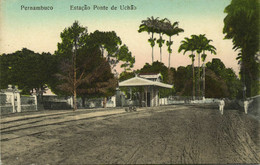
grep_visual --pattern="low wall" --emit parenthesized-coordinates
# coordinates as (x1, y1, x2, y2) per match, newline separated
(0, 106, 13, 114)
(21, 105, 38, 112)
(43, 102, 72, 110)
(41, 95, 72, 110)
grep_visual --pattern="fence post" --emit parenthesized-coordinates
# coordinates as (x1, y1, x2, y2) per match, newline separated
(33, 94, 38, 111)
(68, 96, 73, 108)
(16, 92, 21, 112)
(11, 92, 15, 113)
(112, 96, 116, 107)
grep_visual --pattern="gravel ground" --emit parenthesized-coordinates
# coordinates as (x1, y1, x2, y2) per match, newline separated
(0, 104, 259, 164)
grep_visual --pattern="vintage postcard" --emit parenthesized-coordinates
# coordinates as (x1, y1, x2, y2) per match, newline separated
(0, 0, 259, 164)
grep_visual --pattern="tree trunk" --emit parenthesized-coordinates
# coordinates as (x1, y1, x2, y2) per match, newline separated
(73, 54, 77, 111)
(73, 40, 77, 111)
(168, 53, 171, 68)
(151, 33, 154, 63)
(197, 53, 201, 99)
(160, 34, 162, 63)
(192, 60, 195, 100)
(203, 63, 205, 99)
(168, 37, 172, 68)
(73, 90, 77, 111)
(160, 46, 162, 63)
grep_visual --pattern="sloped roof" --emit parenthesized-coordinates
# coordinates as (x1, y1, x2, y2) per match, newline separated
(139, 73, 162, 80)
(119, 76, 173, 89)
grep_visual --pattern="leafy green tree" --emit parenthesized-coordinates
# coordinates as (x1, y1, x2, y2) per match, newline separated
(86, 30, 135, 72)
(119, 71, 135, 82)
(164, 21, 184, 68)
(206, 58, 241, 98)
(172, 59, 240, 98)
(76, 48, 117, 107)
(0, 54, 12, 89)
(0, 48, 56, 95)
(54, 46, 117, 104)
(51, 21, 134, 109)
(204, 69, 229, 98)
(138, 16, 160, 63)
(54, 21, 87, 110)
(139, 61, 169, 83)
(173, 65, 193, 96)
(223, 0, 259, 97)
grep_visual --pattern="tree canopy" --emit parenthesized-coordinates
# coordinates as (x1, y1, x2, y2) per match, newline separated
(0, 48, 56, 95)
(48, 21, 135, 109)
(223, 0, 259, 97)
(172, 58, 241, 98)
(49, 22, 119, 99)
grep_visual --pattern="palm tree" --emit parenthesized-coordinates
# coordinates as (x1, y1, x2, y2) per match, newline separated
(188, 35, 200, 98)
(201, 38, 216, 99)
(223, 0, 259, 97)
(156, 18, 168, 62)
(164, 21, 184, 68)
(178, 37, 196, 100)
(191, 34, 216, 99)
(138, 16, 160, 63)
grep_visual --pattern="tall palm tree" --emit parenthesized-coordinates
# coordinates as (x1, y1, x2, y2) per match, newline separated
(189, 35, 201, 98)
(164, 21, 184, 68)
(156, 18, 168, 62)
(138, 16, 160, 63)
(201, 38, 216, 99)
(178, 37, 196, 100)
(191, 34, 216, 99)
(223, 0, 259, 97)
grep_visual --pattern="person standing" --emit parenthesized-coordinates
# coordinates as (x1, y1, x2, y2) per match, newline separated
(244, 99, 252, 114)
(219, 98, 225, 115)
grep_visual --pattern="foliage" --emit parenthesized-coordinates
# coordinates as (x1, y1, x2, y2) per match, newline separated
(139, 61, 169, 83)
(119, 71, 135, 82)
(138, 16, 160, 63)
(54, 21, 88, 110)
(164, 21, 184, 67)
(172, 58, 241, 98)
(204, 69, 229, 98)
(155, 18, 167, 62)
(138, 16, 184, 67)
(0, 48, 56, 95)
(138, 61, 174, 97)
(178, 34, 216, 98)
(223, 0, 259, 97)
(49, 21, 131, 110)
(172, 65, 193, 96)
(86, 30, 135, 72)
(206, 58, 241, 98)
(50, 21, 118, 101)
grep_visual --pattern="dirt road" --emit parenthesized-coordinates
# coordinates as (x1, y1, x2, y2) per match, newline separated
(1, 105, 259, 164)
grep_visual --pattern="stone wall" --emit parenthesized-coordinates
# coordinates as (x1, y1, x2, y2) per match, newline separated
(0, 85, 37, 114)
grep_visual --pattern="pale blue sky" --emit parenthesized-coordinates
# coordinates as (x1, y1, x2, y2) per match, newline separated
(1, 0, 239, 73)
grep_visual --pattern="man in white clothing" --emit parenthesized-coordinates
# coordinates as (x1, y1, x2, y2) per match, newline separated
(219, 98, 225, 115)
(244, 99, 252, 114)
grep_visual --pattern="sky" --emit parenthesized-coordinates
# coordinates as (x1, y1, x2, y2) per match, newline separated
(0, 0, 239, 74)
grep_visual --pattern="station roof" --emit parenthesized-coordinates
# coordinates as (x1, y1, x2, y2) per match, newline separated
(119, 76, 173, 89)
